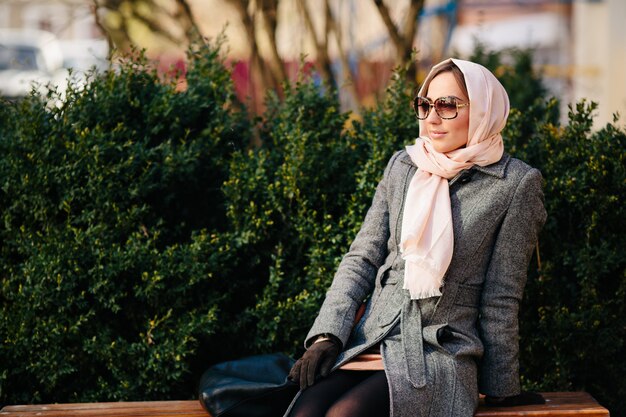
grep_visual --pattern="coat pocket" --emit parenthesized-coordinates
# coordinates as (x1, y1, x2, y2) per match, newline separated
(423, 323, 451, 352)
(453, 283, 482, 308)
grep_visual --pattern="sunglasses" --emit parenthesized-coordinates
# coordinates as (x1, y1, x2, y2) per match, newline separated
(411, 96, 469, 120)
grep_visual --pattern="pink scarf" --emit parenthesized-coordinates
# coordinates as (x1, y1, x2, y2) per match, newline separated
(400, 58, 510, 299)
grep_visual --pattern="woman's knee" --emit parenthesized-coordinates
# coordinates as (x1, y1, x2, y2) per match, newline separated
(325, 371, 389, 417)
(325, 398, 360, 417)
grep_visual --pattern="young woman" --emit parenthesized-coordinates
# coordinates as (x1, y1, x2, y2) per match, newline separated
(285, 58, 547, 417)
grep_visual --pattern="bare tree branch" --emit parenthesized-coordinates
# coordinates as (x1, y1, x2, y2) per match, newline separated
(226, 0, 273, 112)
(174, 0, 202, 41)
(373, 0, 424, 82)
(403, 0, 424, 54)
(297, 0, 335, 89)
(257, 0, 286, 88)
(373, 0, 403, 53)
(132, 10, 181, 46)
(401, 0, 424, 81)
(94, 0, 194, 52)
(92, 0, 115, 59)
(325, 0, 359, 108)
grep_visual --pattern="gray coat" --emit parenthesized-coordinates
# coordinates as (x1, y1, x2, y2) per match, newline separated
(285, 150, 547, 417)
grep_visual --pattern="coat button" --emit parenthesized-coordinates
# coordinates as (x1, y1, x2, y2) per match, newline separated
(459, 173, 472, 183)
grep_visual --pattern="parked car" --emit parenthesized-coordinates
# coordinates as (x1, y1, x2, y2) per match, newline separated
(59, 39, 109, 73)
(58, 38, 109, 89)
(0, 29, 68, 99)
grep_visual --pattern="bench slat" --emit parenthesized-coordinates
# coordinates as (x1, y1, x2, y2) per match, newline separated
(0, 392, 609, 417)
(476, 392, 608, 417)
(0, 401, 207, 417)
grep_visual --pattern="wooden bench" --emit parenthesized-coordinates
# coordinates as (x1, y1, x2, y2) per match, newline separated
(0, 392, 609, 416)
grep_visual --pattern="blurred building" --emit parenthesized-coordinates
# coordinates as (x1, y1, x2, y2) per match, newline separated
(0, 0, 101, 39)
(195, 0, 625, 126)
(449, 0, 571, 106)
(0, 0, 108, 89)
(1, 0, 624, 126)
(572, 0, 626, 127)
(446, 0, 626, 128)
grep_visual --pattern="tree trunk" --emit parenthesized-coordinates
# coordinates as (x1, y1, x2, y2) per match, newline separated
(373, 0, 424, 82)
(325, 0, 359, 109)
(227, 0, 274, 113)
(258, 0, 287, 90)
(298, 0, 336, 90)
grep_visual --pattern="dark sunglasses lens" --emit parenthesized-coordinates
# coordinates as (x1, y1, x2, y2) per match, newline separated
(434, 97, 458, 118)
(415, 97, 430, 119)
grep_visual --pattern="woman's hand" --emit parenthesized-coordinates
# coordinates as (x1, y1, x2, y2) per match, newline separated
(288, 338, 340, 390)
(485, 391, 545, 407)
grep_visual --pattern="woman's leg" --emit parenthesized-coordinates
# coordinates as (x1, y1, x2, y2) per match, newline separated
(289, 370, 389, 417)
(326, 370, 389, 417)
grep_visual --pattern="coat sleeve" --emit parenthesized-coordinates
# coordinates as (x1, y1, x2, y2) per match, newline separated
(304, 152, 401, 349)
(477, 167, 547, 397)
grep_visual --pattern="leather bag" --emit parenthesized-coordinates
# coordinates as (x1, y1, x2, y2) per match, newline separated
(198, 353, 299, 417)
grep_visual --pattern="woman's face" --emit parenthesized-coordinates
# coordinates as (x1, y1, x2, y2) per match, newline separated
(423, 71, 470, 153)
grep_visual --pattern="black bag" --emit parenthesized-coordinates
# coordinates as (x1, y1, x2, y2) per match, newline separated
(198, 353, 299, 417)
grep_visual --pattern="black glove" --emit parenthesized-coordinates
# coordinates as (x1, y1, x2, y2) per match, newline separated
(288, 338, 340, 390)
(485, 391, 545, 407)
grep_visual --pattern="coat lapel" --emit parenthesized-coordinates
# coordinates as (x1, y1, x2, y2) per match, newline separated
(447, 155, 511, 282)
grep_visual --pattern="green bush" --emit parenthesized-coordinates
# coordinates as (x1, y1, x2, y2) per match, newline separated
(469, 45, 549, 112)
(0, 41, 250, 402)
(230, 70, 417, 356)
(509, 102, 626, 415)
(474, 48, 625, 414)
(0, 42, 624, 417)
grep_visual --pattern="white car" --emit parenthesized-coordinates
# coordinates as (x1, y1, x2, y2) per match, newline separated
(59, 38, 109, 89)
(0, 29, 68, 99)
(59, 39, 109, 74)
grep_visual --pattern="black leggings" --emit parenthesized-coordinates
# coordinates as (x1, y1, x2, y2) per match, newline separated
(288, 370, 390, 417)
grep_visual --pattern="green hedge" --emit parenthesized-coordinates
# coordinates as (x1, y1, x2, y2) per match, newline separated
(0, 43, 252, 402)
(0, 42, 624, 416)
(512, 100, 625, 414)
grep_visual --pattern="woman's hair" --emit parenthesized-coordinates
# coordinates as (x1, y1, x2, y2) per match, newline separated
(424, 61, 468, 98)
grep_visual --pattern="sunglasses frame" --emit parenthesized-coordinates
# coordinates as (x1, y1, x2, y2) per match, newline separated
(412, 96, 469, 120)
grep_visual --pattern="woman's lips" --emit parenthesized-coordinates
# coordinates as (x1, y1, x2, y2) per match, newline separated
(429, 130, 447, 139)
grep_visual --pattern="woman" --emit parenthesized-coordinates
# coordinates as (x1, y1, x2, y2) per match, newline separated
(285, 58, 547, 417)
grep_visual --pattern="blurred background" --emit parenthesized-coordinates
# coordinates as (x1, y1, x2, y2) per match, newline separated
(1, 0, 625, 125)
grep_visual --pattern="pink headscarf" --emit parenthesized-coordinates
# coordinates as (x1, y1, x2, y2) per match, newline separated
(400, 58, 510, 299)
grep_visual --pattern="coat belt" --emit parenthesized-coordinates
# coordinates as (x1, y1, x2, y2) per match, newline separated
(401, 296, 427, 388)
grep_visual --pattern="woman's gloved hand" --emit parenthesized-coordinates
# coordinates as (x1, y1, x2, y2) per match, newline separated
(288, 337, 340, 390)
(485, 391, 545, 407)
